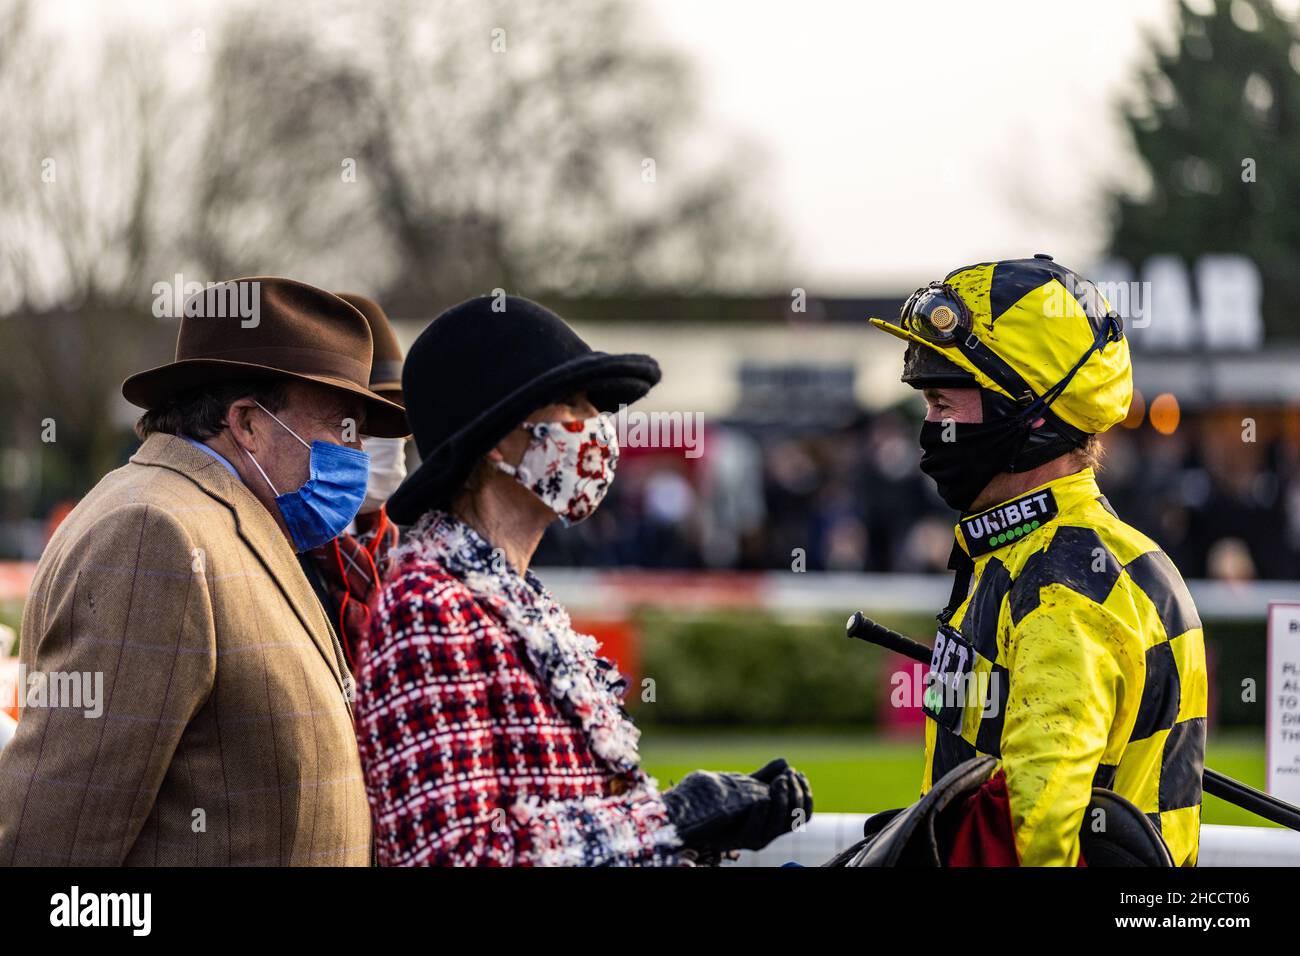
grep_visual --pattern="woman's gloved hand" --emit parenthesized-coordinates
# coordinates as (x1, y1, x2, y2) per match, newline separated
(663, 758, 813, 854)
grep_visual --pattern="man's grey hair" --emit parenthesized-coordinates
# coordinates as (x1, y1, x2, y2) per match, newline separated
(134, 379, 289, 441)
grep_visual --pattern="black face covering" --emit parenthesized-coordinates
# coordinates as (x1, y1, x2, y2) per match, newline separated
(918, 390, 1083, 513)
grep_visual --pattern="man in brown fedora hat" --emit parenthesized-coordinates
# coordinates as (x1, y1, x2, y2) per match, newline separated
(300, 292, 407, 670)
(0, 277, 407, 866)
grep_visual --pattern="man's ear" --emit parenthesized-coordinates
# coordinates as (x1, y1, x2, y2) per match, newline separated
(225, 399, 262, 452)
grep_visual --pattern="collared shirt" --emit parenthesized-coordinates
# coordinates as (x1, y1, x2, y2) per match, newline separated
(182, 436, 240, 481)
(921, 467, 1207, 866)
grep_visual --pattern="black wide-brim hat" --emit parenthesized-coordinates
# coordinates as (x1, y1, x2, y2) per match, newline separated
(386, 295, 661, 524)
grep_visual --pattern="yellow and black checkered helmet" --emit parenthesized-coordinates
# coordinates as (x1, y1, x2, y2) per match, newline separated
(870, 255, 1133, 435)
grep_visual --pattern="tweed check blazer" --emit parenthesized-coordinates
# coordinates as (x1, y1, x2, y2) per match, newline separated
(0, 433, 371, 865)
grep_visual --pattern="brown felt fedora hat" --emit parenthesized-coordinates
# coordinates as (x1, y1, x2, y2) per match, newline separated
(122, 277, 410, 438)
(335, 292, 404, 404)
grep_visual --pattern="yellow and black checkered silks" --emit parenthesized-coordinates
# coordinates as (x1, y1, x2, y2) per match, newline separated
(921, 469, 1208, 866)
(871, 259, 1133, 435)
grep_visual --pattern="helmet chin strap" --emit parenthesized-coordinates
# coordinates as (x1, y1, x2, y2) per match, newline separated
(980, 390, 1087, 477)
(978, 314, 1119, 474)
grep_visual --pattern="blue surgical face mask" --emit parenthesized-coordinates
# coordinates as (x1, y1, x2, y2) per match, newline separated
(241, 402, 371, 552)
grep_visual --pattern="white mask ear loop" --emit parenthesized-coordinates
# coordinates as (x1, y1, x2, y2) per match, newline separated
(254, 401, 311, 450)
(238, 400, 307, 497)
(240, 445, 281, 497)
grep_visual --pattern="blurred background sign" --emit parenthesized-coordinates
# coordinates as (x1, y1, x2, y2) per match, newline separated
(1268, 603, 1300, 802)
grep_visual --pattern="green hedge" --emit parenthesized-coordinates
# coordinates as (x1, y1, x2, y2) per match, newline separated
(630, 608, 1264, 730)
(631, 609, 936, 727)
(0, 601, 19, 656)
(1205, 619, 1270, 727)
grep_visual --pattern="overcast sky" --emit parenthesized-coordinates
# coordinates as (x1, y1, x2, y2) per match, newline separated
(35, 0, 1252, 293)
(647, 0, 1185, 291)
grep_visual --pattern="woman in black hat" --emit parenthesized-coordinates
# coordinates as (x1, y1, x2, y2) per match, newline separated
(353, 295, 812, 866)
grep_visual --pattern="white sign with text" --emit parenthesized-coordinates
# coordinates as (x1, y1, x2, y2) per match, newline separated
(1267, 602, 1300, 803)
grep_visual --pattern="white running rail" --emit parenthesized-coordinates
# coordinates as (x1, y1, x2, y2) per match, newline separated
(727, 814, 1300, 867)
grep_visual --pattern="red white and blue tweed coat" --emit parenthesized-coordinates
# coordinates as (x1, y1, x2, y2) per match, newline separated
(354, 511, 681, 866)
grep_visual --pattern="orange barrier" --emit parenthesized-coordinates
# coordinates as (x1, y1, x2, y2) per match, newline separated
(0, 562, 36, 604)
(571, 616, 640, 689)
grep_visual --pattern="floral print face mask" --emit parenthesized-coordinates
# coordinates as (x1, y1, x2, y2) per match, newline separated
(495, 413, 620, 525)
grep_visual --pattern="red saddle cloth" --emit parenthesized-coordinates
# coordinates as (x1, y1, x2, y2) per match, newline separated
(944, 769, 1087, 867)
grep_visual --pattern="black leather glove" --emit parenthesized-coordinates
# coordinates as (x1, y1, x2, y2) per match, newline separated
(663, 757, 813, 853)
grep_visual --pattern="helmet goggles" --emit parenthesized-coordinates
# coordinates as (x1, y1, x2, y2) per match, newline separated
(900, 282, 973, 346)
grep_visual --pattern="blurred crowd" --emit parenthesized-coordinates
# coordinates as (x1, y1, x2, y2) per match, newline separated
(534, 408, 1300, 582)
